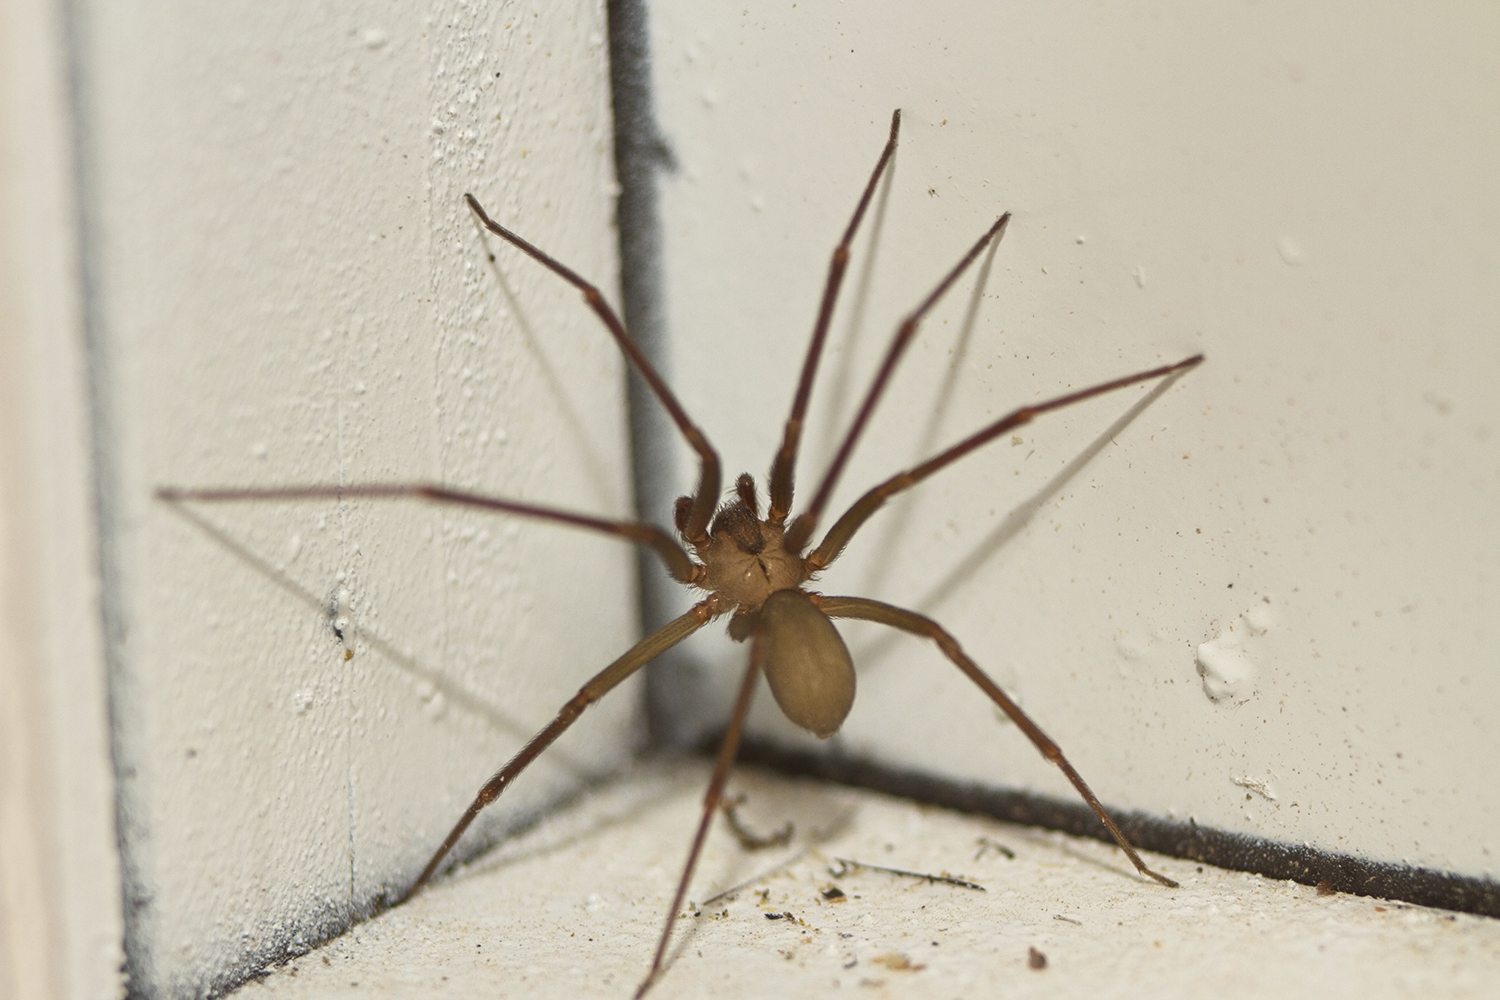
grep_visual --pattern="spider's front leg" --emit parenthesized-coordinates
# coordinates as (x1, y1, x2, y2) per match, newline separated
(464, 194, 722, 546)
(767, 108, 902, 525)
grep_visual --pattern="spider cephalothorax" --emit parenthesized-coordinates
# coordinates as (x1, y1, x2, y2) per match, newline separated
(685, 473, 808, 613)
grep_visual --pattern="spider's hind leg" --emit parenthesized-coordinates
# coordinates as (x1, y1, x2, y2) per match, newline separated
(816, 594, 1178, 888)
(634, 634, 765, 998)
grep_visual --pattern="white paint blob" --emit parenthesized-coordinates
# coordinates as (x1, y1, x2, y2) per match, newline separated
(1196, 597, 1280, 704)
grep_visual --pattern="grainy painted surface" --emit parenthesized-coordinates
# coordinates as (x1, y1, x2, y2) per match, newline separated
(235, 761, 1500, 999)
(75, 1, 635, 994)
(645, 1, 1500, 881)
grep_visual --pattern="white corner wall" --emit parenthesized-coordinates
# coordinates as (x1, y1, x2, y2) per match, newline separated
(63, 1, 635, 997)
(7, 4, 1498, 997)
(1, 2, 123, 999)
(646, 3, 1500, 882)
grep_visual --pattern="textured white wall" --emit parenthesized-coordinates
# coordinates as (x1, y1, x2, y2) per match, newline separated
(15, 4, 1499, 996)
(646, 3, 1499, 881)
(75, 1, 635, 996)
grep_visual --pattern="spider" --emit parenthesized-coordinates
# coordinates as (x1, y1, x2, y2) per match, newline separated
(160, 109, 1202, 997)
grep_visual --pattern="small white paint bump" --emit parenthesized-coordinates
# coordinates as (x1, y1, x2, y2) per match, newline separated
(1233, 774, 1279, 801)
(1245, 602, 1276, 635)
(1116, 634, 1151, 662)
(1197, 597, 1280, 704)
(1277, 236, 1305, 264)
(1196, 630, 1255, 703)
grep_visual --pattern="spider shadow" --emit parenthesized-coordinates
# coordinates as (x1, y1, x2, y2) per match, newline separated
(660, 775, 862, 976)
(1008, 823, 1169, 887)
(793, 151, 1191, 649)
(850, 366, 1191, 665)
(468, 210, 629, 514)
(812, 133, 900, 467)
(159, 497, 595, 777)
(918, 365, 1189, 613)
(855, 226, 1004, 601)
(447, 756, 706, 885)
(415, 757, 861, 986)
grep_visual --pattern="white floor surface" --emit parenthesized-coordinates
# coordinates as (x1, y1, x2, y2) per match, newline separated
(230, 758, 1500, 999)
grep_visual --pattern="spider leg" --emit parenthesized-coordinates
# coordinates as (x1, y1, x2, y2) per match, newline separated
(767, 108, 901, 525)
(399, 603, 714, 903)
(816, 595, 1178, 888)
(785, 212, 1012, 554)
(157, 483, 701, 584)
(806, 353, 1203, 570)
(635, 633, 764, 998)
(464, 193, 722, 545)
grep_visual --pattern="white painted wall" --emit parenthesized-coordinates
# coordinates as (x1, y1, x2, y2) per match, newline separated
(646, 3, 1500, 881)
(7, 4, 1497, 997)
(64, 1, 635, 996)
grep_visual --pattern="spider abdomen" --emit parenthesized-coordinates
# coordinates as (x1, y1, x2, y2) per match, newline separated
(754, 589, 856, 739)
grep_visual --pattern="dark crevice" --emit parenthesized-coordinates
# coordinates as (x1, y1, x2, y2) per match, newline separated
(735, 737, 1500, 920)
(606, 0, 711, 750)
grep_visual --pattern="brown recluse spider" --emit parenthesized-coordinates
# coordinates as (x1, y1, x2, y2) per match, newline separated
(159, 108, 1203, 997)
